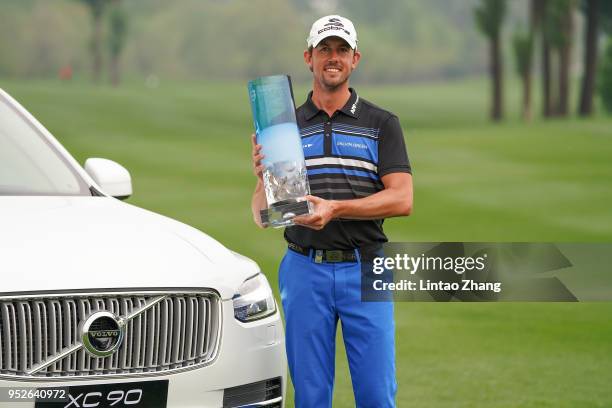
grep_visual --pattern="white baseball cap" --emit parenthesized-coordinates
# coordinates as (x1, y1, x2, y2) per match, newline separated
(307, 15, 358, 50)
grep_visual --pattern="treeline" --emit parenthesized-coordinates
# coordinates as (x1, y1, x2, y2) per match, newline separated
(0, 0, 521, 84)
(475, 0, 612, 119)
(3, 0, 612, 118)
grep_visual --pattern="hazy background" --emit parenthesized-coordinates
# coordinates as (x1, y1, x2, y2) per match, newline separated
(0, 0, 586, 83)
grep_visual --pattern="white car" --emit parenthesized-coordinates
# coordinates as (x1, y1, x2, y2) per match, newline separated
(0, 88, 286, 408)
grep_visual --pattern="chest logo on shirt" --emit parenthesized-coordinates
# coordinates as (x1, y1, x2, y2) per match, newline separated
(337, 141, 368, 150)
(303, 143, 313, 149)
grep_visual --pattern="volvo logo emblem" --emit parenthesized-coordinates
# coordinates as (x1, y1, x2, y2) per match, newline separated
(81, 311, 125, 357)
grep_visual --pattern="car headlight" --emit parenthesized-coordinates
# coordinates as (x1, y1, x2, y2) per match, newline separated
(233, 273, 277, 322)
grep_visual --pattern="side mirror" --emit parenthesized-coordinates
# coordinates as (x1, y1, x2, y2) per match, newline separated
(84, 158, 132, 200)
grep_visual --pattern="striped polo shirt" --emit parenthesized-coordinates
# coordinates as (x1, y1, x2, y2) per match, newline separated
(285, 88, 411, 250)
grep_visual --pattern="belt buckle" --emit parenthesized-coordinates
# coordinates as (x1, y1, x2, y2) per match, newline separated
(314, 250, 324, 263)
(326, 250, 343, 263)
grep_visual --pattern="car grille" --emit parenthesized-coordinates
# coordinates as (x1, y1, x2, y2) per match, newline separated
(0, 291, 221, 379)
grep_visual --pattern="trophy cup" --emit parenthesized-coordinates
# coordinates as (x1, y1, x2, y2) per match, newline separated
(248, 75, 312, 228)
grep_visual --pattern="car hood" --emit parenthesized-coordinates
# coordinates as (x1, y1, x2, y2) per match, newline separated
(0, 197, 259, 299)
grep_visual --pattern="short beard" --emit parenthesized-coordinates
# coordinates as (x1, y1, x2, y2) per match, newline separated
(319, 74, 349, 92)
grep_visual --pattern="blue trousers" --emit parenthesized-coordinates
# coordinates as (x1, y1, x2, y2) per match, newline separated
(279, 249, 396, 408)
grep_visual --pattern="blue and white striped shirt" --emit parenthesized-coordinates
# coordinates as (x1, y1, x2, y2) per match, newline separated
(285, 88, 411, 250)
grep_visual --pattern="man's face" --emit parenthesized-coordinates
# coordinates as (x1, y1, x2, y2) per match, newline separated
(304, 37, 361, 91)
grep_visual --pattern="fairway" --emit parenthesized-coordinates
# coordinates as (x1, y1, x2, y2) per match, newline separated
(2, 78, 612, 407)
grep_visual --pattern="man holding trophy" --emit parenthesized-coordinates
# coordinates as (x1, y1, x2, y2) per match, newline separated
(250, 15, 413, 408)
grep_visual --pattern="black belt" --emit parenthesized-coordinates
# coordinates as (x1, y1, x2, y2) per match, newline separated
(287, 241, 380, 263)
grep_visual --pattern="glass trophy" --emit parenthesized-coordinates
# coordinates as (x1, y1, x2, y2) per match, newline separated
(248, 75, 312, 228)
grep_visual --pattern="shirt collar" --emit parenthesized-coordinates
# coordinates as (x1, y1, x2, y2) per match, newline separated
(303, 88, 360, 120)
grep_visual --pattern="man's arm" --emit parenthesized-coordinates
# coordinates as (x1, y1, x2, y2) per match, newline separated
(250, 134, 268, 228)
(293, 172, 413, 230)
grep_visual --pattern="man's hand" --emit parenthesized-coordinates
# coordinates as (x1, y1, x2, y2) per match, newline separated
(293, 195, 336, 230)
(251, 133, 265, 181)
(250, 133, 268, 228)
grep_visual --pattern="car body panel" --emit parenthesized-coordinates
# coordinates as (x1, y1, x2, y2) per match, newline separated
(0, 196, 256, 300)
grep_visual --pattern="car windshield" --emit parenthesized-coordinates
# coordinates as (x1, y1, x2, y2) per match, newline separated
(0, 93, 91, 196)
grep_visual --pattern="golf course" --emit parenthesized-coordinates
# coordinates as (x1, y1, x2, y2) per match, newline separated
(2, 78, 611, 407)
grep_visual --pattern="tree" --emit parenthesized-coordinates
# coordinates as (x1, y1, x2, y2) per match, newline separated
(513, 30, 533, 121)
(544, 0, 576, 117)
(540, 0, 553, 117)
(512, 0, 539, 122)
(578, 0, 612, 116)
(107, 0, 127, 86)
(80, 0, 107, 83)
(598, 39, 612, 113)
(474, 0, 507, 121)
(557, 0, 575, 117)
(598, 2, 612, 111)
(578, 0, 599, 116)
(601, 1, 612, 35)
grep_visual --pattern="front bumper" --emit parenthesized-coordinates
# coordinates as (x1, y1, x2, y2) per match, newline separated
(0, 300, 287, 407)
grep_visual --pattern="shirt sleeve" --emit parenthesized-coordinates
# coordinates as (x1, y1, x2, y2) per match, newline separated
(377, 114, 412, 177)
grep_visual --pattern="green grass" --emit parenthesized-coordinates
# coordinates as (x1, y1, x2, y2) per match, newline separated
(2, 78, 611, 407)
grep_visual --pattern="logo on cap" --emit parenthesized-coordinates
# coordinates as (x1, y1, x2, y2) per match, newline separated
(324, 18, 344, 28)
